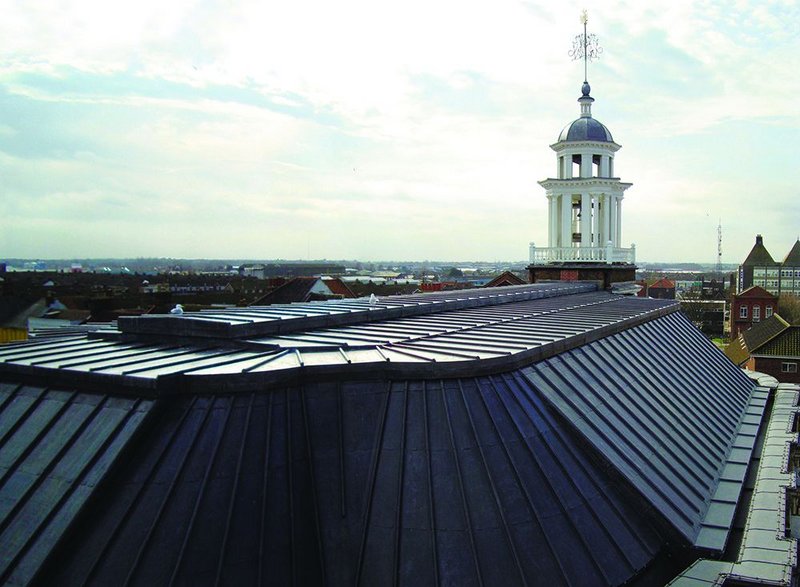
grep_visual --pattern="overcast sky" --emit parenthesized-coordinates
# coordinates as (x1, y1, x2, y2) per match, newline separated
(1, 0, 798, 264)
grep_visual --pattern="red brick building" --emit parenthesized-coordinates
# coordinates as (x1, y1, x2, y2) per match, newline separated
(730, 285, 778, 339)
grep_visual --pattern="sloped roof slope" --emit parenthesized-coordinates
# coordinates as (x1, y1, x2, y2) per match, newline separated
(742, 237, 777, 266)
(38, 374, 669, 587)
(322, 277, 356, 298)
(525, 311, 759, 552)
(727, 314, 791, 366)
(753, 326, 800, 358)
(742, 314, 790, 352)
(251, 276, 321, 305)
(736, 285, 777, 299)
(484, 271, 526, 287)
(0, 383, 154, 585)
(649, 278, 675, 289)
(784, 239, 800, 265)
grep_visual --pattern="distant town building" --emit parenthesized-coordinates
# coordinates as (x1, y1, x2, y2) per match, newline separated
(730, 285, 778, 339)
(738, 234, 800, 296)
(646, 278, 676, 299)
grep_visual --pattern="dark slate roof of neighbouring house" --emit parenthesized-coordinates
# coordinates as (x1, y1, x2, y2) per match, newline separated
(0, 283, 763, 585)
(726, 314, 790, 366)
(250, 276, 323, 305)
(741, 235, 777, 266)
(753, 326, 800, 358)
(784, 239, 800, 266)
(742, 314, 790, 352)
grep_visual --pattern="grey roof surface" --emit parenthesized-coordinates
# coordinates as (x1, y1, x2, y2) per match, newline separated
(524, 311, 762, 552)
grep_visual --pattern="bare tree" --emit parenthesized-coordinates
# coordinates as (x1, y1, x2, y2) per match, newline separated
(778, 294, 800, 324)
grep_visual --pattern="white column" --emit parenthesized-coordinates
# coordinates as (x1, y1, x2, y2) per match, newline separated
(564, 155, 573, 179)
(602, 194, 610, 246)
(581, 153, 591, 178)
(600, 155, 609, 177)
(561, 194, 572, 248)
(609, 195, 618, 247)
(547, 195, 554, 247)
(616, 197, 623, 245)
(609, 157, 614, 177)
(580, 193, 591, 247)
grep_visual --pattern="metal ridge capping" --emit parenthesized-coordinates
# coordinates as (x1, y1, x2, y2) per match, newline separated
(115, 282, 597, 339)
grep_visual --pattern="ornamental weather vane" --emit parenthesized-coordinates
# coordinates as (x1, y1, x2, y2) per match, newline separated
(568, 9, 603, 84)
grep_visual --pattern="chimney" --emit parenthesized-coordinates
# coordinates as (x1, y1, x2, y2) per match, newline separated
(755, 234, 763, 245)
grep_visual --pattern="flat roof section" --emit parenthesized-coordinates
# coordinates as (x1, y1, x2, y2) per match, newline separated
(0, 292, 679, 391)
(116, 282, 598, 340)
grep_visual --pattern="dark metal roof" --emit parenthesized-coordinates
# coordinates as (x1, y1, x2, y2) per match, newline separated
(558, 117, 614, 143)
(0, 383, 154, 585)
(525, 312, 762, 552)
(37, 373, 670, 587)
(0, 285, 762, 585)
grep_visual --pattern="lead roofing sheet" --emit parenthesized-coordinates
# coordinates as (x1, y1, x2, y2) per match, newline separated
(39, 375, 669, 586)
(524, 311, 762, 552)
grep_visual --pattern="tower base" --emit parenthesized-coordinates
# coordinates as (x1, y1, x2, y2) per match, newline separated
(527, 263, 637, 291)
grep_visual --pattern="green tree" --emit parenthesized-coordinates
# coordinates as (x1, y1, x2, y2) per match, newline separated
(446, 267, 463, 278)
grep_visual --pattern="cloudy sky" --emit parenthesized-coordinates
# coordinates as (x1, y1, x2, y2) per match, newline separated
(1, 0, 798, 263)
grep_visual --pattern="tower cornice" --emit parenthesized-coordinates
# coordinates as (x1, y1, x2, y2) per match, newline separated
(550, 140, 621, 152)
(538, 177, 632, 191)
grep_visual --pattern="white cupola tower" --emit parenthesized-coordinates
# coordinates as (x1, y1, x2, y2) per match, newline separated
(529, 12, 635, 268)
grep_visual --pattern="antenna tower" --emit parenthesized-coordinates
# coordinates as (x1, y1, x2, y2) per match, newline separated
(716, 220, 722, 273)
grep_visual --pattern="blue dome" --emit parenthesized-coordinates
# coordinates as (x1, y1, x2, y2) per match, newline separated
(558, 117, 614, 142)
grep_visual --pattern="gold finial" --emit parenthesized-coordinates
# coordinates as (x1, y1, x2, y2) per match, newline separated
(581, 9, 588, 25)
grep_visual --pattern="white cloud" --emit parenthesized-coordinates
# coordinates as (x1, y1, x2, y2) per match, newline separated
(0, 0, 798, 261)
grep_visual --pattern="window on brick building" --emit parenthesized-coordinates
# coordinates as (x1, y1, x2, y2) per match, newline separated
(783, 362, 798, 373)
(753, 306, 761, 322)
(739, 305, 748, 319)
(766, 306, 773, 318)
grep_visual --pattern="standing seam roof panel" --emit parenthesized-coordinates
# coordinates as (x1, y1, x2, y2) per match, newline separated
(524, 312, 760, 552)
